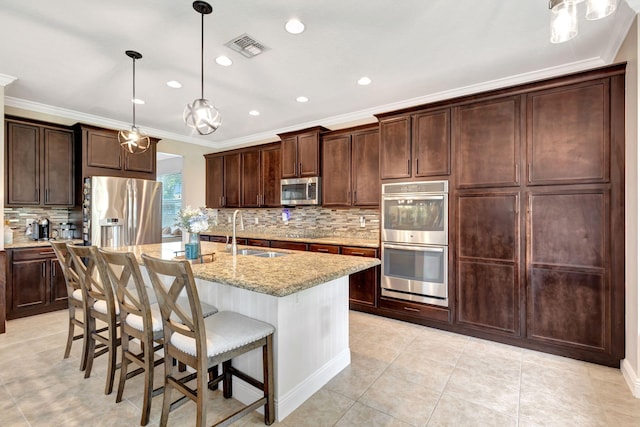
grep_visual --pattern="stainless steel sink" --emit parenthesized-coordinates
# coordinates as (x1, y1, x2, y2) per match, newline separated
(253, 251, 287, 258)
(236, 248, 287, 257)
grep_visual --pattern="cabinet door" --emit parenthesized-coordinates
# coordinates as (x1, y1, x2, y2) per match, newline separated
(11, 260, 48, 312)
(527, 189, 610, 352)
(527, 80, 609, 185)
(86, 128, 122, 170)
(43, 127, 74, 206)
(297, 132, 321, 177)
(261, 145, 281, 207)
(379, 116, 411, 179)
(455, 97, 520, 188)
(206, 156, 224, 208)
(413, 109, 450, 177)
(322, 135, 352, 206)
(6, 121, 40, 205)
(50, 258, 68, 303)
(281, 136, 298, 178)
(224, 153, 241, 208)
(343, 247, 378, 307)
(241, 150, 261, 207)
(352, 129, 380, 206)
(456, 192, 520, 336)
(124, 142, 156, 174)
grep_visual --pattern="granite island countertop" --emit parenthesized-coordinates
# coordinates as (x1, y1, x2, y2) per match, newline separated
(201, 229, 380, 248)
(104, 241, 380, 297)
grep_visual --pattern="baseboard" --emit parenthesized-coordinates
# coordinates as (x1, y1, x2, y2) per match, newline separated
(621, 359, 640, 398)
(230, 347, 351, 422)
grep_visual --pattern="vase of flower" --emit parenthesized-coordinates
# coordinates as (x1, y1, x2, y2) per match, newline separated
(175, 206, 216, 260)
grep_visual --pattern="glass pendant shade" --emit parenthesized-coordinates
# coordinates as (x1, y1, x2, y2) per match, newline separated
(586, 0, 617, 20)
(118, 126, 150, 154)
(184, 98, 222, 135)
(550, 1, 578, 44)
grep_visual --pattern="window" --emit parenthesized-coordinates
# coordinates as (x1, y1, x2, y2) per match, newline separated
(157, 172, 182, 232)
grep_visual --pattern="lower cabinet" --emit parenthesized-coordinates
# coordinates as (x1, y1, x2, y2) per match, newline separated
(342, 247, 378, 310)
(6, 247, 67, 319)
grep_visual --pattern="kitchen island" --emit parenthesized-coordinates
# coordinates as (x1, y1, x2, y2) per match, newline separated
(106, 240, 380, 421)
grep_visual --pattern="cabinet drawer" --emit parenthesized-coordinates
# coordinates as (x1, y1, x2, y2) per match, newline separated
(309, 244, 340, 254)
(341, 247, 377, 258)
(247, 239, 270, 247)
(12, 247, 57, 261)
(379, 297, 450, 323)
(270, 240, 308, 251)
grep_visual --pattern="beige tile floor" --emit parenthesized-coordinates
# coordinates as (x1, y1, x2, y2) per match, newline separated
(1, 309, 639, 426)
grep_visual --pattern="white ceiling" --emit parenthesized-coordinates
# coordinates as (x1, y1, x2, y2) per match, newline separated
(0, 0, 636, 151)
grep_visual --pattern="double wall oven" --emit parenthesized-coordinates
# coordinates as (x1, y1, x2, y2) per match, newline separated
(381, 181, 449, 307)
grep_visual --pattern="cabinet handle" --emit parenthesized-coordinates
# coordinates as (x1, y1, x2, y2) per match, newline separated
(257, 194, 260, 205)
(527, 163, 531, 182)
(41, 262, 46, 278)
(317, 248, 329, 252)
(353, 191, 357, 203)
(299, 162, 302, 176)
(407, 159, 411, 175)
(350, 251, 365, 256)
(514, 197, 519, 215)
(39, 251, 54, 255)
(515, 163, 518, 182)
(51, 260, 56, 277)
(416, 158, 419, 174)
(403, 306, 420, 313)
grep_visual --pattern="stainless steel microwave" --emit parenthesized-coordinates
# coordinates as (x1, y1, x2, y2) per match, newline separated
(281, 177, 321, 205)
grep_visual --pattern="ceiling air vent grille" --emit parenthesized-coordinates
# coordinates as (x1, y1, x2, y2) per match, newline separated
(225, 33, 269, 58)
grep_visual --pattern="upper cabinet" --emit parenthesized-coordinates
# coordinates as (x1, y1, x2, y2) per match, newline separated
(74, 124, 158, 181)
(454, 96, 521, 188)
(279, 126, 327, 178)
(527, 79, 610, 185)
(205, 143, 280, 209)
(322, 125, 379, 207)
(5, 118, 75, 207)
(378, 108, 450, 180)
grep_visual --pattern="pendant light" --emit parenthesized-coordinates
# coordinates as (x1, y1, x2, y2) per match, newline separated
(549, 0, 618, 44)
(183, 1, 222, 135)
(118, 50, 150, 154)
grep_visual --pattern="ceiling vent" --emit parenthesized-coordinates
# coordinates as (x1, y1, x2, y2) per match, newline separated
(225, 33, 269, 58)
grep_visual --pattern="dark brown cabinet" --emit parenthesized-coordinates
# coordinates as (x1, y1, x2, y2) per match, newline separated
(6, 247, 67, 319)
(322, 125, 380, 207)
(74, 124, 157, 181)
(455, 96, 521, 188)
(242, 144, 281, 207)
(207, 144, 280, 209)
(456, 191, 521, 336)
(378, 108, 450, 180)
(342, 247, 378, 309)
(5, 118, 75, 207)
(527, 80, 609, 185)
(279, 126, 327, 178)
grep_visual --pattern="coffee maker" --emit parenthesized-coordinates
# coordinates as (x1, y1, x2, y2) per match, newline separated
(31, 216, 50, 240)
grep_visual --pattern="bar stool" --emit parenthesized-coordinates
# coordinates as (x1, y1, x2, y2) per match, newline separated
(99, 249, 164, 426)
(50, 240, 88, 370)
(67, 244, 121, 395)
(142, 253, 275, 427)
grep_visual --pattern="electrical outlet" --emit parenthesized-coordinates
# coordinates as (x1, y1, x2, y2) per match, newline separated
(254, 218, 259, 225)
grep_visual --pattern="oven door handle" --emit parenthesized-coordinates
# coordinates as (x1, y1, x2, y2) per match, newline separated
(383, 243, 445, 252)
(382, 195, 445, 201)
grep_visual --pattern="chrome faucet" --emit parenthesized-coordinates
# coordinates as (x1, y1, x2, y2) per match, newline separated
(231, 209, 244, 256)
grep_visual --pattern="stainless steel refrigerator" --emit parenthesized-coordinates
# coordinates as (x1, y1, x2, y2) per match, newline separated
(82, 176, 163, 247)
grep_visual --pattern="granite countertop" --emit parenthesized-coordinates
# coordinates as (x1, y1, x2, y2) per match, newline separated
(105, 241, 380, 298)
(202, 229, 380, 249)
(4, 239, 83, 249)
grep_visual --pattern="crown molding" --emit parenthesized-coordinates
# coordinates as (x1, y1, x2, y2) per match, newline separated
(0, 74, 17, 86)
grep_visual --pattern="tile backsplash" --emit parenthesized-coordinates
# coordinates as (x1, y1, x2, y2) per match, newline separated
(212, 206, 380, 239)
(4, 207, 78, 244)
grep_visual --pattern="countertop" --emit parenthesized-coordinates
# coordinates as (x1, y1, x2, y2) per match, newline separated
(202, 229, 380, 249)
(4, 239, 83, 249)
(105, 241, 380, 297)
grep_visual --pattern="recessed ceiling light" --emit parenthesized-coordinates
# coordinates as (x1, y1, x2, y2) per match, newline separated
(166, 80, 182, 89)
(215, 55, 233, 66)
(296, 96, 309, 103)
(132, 98, 145, 105)
(357, 76, 372, 86)
(249, 110, 260, 116)
(285, 19, 305, 34)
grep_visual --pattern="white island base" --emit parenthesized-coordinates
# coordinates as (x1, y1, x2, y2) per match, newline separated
(194, 275, 350, 422)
